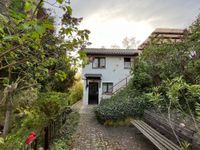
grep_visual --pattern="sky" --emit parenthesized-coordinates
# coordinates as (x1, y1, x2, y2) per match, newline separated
(45, 0, 200, 48)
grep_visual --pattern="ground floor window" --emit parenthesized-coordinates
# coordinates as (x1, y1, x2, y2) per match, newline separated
(102, 82, 113, 94)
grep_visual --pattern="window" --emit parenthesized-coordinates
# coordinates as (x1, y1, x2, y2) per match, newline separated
(124, 57, 131, 69)
(102, 83, 113, 94)
(92, 57, 106, 68)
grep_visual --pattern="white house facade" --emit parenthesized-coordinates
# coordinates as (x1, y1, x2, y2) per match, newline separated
(82, 48, 138, 105)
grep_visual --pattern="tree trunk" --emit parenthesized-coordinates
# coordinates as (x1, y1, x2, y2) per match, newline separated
(3, 93, 13, 137)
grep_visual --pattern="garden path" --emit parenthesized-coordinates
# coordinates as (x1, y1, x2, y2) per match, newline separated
(70, 101, 155, 150)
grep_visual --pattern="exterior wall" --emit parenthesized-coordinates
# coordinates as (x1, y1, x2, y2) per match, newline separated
(82, 55, 133, 105)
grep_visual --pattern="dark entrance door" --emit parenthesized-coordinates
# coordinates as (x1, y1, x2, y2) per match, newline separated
(88, 82, 99, 104)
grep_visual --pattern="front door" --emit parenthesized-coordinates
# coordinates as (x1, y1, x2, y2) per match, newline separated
(88, 82, 99, 104)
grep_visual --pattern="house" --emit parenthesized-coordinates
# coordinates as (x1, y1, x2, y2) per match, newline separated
(82, 28, 188, 105)
(138, 28, 189, 51)
(82, 48, 138, 105)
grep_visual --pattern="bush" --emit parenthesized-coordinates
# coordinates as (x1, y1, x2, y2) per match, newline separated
(68, 81, 83, 105)
(37, 92, 70, 117)
(51, 112, 80, 149)
(95, 86, 153, 124)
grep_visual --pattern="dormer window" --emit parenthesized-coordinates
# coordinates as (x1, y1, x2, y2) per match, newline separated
(92, 57, 106, 68)
(124, 57, 131, 69)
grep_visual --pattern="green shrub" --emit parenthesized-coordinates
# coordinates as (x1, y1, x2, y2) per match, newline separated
(95, 86, 153, 124)
(37, 92, 70, 117)
(51, 112, 80, 149)
(0, 108, 47, 150)
(68, 81, 83, 105)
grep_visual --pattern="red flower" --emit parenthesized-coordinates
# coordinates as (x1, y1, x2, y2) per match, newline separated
(25, 132, 37, 145)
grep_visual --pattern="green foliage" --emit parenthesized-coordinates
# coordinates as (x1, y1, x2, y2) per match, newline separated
(68, 80, 83, 105)
(37, 92, 70, 117)
(149, 77, 200, 115)
(95, 85, 152, 124)
(0, 0, 89, 139)
(0, 108, 47, 150)
(51, 112, 80, 150)
(181, 141, 191, 150)
(0, 90, 76, 149)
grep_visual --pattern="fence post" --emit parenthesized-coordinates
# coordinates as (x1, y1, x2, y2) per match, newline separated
(44, 127, 49, 150)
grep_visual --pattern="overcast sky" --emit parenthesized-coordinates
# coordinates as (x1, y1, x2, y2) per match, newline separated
(45, 0, 200, 48)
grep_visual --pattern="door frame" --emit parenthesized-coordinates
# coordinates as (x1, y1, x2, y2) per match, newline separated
(88, 82, 99, 104)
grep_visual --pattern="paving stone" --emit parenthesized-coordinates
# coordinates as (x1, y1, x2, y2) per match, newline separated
(71, 102, 154, 150)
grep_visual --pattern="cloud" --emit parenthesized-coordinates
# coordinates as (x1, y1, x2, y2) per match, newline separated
(45, 0, 200, 47)
(72, 0, 200, 26)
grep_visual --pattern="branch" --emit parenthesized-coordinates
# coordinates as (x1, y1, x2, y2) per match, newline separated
(31, 0, 44, 19)
(43, 1, 60, 8)
(0, 60, 26, 71)
(17, 83, 38, 91)
(0, 45, 22, 59)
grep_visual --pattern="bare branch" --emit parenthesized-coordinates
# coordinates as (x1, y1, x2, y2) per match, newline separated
(43, 1, 60, 8)
(17, 83, 38, 91)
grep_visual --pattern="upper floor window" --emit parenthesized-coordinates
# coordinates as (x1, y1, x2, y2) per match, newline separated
(124, 57, 131, 69)
(92, 57, 106, 68)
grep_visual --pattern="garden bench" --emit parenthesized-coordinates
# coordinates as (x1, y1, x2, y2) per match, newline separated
(131, 110, 200, 150)
(131, 119, 181, 150)
(143, 110, 199, 150)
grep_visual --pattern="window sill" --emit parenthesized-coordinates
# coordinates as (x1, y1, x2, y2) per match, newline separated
(92, 67, 106, 69)
(102, 92, 113, 95)
(124, 67, 131, 69)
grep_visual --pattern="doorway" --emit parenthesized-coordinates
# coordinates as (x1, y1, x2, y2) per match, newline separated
(88, 82, 99, 104)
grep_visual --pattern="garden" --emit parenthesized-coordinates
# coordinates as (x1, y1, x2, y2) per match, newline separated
(0, 0, 88, 149)
(95, 14, 200, 148)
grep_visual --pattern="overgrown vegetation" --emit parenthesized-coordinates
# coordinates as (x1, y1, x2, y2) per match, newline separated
(96, 13, 200, 130)
(51, 112, 80, 150)
(0, 0, 87, 148)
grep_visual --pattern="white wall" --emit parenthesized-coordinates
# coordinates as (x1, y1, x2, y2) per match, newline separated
(82, 56, 133, 105)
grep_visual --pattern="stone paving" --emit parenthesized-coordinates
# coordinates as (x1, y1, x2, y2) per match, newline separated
(71, 101, 155, 150)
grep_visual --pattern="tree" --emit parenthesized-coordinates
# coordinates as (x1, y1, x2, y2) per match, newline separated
(122, 36, 139, 49)
(110, 44, 120, 49)
(0, 0, 90, 136)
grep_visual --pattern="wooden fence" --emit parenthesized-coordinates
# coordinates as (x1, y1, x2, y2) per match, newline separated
(24, 107, 72, 150)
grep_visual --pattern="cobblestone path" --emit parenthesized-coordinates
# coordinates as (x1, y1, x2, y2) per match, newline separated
(71, 101, 154, 150)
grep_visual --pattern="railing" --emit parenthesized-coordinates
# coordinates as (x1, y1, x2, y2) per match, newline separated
(23, 107, 72, 150)
(111, 74, 132, 95)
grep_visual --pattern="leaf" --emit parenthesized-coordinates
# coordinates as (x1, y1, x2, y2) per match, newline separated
(0, 26, 4, 33)
(3, 35, 19, 41)
(42, 23, 54, 30)
(56, 0, 64, 4)
(67, 6, 72, 15)
(0, 137, 4, 144)
(24, 2, 31, 12)
(34, 25, 45, 35)
(0, 14, 8, 24)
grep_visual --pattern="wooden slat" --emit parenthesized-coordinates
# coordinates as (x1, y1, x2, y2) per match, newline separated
(144, 111, 195, 142)
(138, 120, 181, 150)
(131, 120, 181, 150)
(134, 120, 177, 150)
(131, 120, 167, 150)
